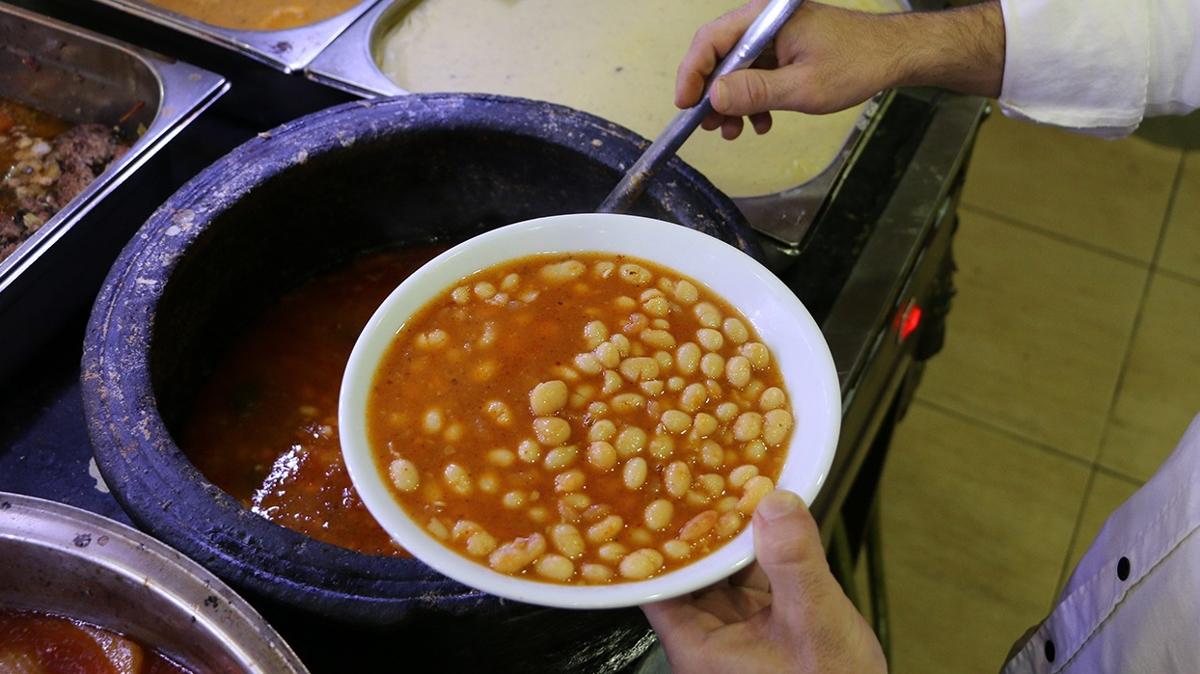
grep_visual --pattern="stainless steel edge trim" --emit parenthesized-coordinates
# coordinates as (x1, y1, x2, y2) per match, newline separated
(0, 492, 309, 673)
(822, 93, 987, 394)
(90, 0, 384, 72)
(0, 3, 229, 294)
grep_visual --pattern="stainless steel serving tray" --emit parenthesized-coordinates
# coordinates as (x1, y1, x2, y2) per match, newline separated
(0, 3, 225, 372)
(90, 0, 383, 73)
(305, 0, 909, 246)
(0, 492, 309, 673)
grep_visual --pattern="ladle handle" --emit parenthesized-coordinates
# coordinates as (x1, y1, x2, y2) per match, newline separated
(598, 0, 806, 213)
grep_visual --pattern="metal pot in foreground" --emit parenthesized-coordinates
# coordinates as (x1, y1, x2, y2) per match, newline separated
(0, 492, 307, 673)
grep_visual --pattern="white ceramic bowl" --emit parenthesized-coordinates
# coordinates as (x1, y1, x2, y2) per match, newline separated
(340, 213, 840, 609)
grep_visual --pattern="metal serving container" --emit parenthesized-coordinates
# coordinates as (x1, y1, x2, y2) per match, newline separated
(305, 0, 908, 246)
(0, 492, 309, 673)
(0, 3, 225, 378)
(89, 0, 382, 72)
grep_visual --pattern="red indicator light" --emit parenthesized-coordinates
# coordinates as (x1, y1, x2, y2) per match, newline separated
(899, 303, 922, 342)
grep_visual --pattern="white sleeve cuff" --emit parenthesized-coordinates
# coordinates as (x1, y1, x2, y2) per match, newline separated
(997, 0, 1149, 137)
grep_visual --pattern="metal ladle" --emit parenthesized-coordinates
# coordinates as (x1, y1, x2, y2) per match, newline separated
(598, 0, 806, 213)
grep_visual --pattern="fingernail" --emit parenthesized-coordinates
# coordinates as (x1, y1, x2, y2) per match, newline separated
(756, 491, 800, 521)
(711, 80, 728, 111)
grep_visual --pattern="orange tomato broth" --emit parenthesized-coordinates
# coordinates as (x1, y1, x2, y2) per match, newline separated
(367, 253, 793, 584)
(182, 247, 446, 556)
(0, 611, 192, 674)
(144, 0, 359, 31)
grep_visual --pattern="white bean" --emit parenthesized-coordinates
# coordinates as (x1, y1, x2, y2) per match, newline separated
(583, 320, 609, 349)
(597, 542, 627, 563)
(618, 263, 652, 285)
(733, 412, 764, 442)
(501, 490, 526, 509)
(716, 511, 743, 538)
(543, 445, 578, 471)
(530, 381, 568, 416)
(664, 461, 692, 498)
(550, 523, 586, 558)
(740, 342, 770, 369)
(555, 469, 586, 493)
(587, 515, 624, 544)
(692, 412, 718, 438)
(648, 435, 675, 460)
(660, 410, 692, 434)
(589, 419, 617, 442)
(466, 532, 498, 556)
(679, 383, 707, 413)
(640, 328, 676, 350)
(484, 400, 514, 427)
(615, 427, 648, 457)
(722, 317, 749, 344)
(700, 353, 725, 379)
(489, 534, 547, 573)
(582, 563, 613, 583)
(422, 408, 443, 434)
(517, 439, 541, 463)
(699, 441, 725, 469)
(619, 357, 660, 382)
(487, 448, 516, 468)
(763, 409, 794, 446)
(738, 476, 775, 514)
(693, 302, 721, 328)
(678, 511, 718, 542)
(729, 464, 760, 489)
(623, 457, 648, 489)
(675, 343, 701, 374)
(595, 341, 621, 368)
(619, 549, 664, 580)
(540, 260, 586, 283)
(726, 356, 752, 388)
(388, 459, 419, 492)
(696, 328, 724, 352)
(662, 539, 691, 560)
(473, 281, 496, 299)
(443, 463, 472, 495)
(759, 387, 787, 411)
(534, 417, 571, 446)
(673, 280, 699, 304)
(644, 499, 675, 530)
(574, 352, 603, 375)
(715, 402, 740, 422)
(535, 554, 575, 581)
(602, 369, 624, 396)
(587, 441, 617, 470)
(611, 393, 646, 413)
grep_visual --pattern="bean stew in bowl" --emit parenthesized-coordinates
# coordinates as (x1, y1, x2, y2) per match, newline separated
(340, 213, 840, 609)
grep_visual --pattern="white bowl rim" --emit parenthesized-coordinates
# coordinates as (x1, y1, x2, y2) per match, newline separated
(339, 213, 840, 609)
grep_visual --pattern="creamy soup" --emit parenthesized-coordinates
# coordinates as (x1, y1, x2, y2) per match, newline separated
(376, 0, 900, 197)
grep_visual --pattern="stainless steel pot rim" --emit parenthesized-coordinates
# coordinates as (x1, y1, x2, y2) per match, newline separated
(0, 491, 309, 674)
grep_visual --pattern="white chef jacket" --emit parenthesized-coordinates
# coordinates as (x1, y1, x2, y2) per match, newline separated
(998, 0, 1200, 137)
(1001, 413, 1200, 673)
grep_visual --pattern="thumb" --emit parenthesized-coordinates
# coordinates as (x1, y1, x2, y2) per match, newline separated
(752, 490, 836, 626)
(709, 68, 800, 116)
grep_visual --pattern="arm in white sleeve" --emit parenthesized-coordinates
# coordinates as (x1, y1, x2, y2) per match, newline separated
(998, 0, 1200, 137)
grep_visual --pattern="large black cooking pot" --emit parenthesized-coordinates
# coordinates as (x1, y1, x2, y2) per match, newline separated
(82, 94, 759, 671)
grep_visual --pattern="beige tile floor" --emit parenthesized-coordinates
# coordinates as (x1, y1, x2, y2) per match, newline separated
(877, 108, 1199, 674)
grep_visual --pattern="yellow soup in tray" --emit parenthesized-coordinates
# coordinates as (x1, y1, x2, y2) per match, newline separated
(367, 253, 794, 584)
(376, 0, 901, 197)
(144, 0, 360, 31)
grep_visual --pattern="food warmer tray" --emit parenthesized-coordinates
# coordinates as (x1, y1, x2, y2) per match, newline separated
(86, 0, 384, 73)
(303, 0, 916, 248)
(0, 2, 228, 380)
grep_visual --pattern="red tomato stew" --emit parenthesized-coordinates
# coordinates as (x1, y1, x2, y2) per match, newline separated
(182, 247, 445, 556)
(0, 610, 193, 674)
